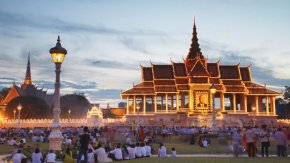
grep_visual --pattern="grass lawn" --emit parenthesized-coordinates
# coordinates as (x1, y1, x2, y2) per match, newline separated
(0, 142, 49, 155)
(121, 157, 290, 163)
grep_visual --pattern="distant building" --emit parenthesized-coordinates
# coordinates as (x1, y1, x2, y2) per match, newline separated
(0, 54, 53, 109)
(121, 20, 281, 127)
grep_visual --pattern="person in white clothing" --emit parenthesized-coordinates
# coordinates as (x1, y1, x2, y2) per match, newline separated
(170, 147, 176, 157)
(109, 143, 123, 161)
(260, 125, 270, 157)
(158, 143, 167, 157)
(128, 144, 136, 159)
(32, 148, 42, 163)
(145, 142, 151, 157)
(87, 148, 95, 163)
(135, 143, 142, 158)
(45, 150, 56, 163)
(12, 149, 27, 163)
(140, 143, 146, 157)
(94, 144, 110, 163)
(125, 135, 132, 145)
(245, 127, 256, 157)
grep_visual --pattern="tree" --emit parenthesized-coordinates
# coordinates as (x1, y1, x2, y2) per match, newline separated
(283, 86, 290, 103)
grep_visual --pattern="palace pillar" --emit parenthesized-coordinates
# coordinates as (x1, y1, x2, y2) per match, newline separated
(271, 96, 276, 115)
(151, 97, 154, 112)
(154, 96, 157, 113)
(176, 93, 179, 111)
(143, 95, 146, 114)
(266, 96, 269, 115)
(181, 94, 185, 108)
(189, 90, 193, 111)
(244, 94, 247, 113)
(255, 96, 259, 115)
(166, 94, 168, 112)
(126, 96, 129, 114)
(133, 95, 136, 114)
(233, 94, 236, 113)
(171, 95, 174, 110)
(220, 92, 225, 112)
(161, 95, 164, 110)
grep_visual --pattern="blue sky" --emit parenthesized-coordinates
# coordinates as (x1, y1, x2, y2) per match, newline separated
(0, 0, 289, 106)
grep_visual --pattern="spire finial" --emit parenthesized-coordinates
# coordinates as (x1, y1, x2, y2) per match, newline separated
(57, 35, 60, 43)
(23, 52, 32, 85)
(187, 18, 203, 59)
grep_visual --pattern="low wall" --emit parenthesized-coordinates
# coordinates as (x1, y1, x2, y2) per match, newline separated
(0, 118, 126, 128)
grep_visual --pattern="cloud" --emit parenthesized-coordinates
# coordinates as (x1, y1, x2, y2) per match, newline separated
(89, 59, 138, 70)
(0, 11, 167, 38)
(202, 40, 288, 91)
(119, 36, 149, 54)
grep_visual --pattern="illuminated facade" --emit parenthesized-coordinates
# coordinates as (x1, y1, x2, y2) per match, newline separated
(87, 105, 104, 126)
(121, 21, 281, 127)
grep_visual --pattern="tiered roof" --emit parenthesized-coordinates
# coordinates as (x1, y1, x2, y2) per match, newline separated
(121, 20, 280, 97)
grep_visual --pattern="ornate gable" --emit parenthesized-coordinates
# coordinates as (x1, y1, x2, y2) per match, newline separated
(1, 85, 23, 105)
(188, 60, 209, 77)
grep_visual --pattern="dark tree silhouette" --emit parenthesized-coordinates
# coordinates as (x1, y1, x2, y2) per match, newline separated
(6, 96, 50, 119)
(60, 94, 91, 119)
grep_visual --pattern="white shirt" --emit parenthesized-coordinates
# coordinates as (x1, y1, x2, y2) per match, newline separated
(141, 146, 146, 157)
(202, 139, 208, 147)
(95, 147, 107, 162)
(135, 147, 142, 157)
(87, 152, 95, 163)
(12, 153, 26, 163)
(21, 138, 26, 144)
(45, 153, 56, 163)
(260, 130, 269, 142)
(8, 139, 16, 145)
(171, 150, 176, 157)
(32, 152, 42, 163)
(158, 146, 167, 157)
(125, 137, 132, 145)
(145, 145, 151, 156)
(112, 148, 122, 160)
(32, 136, 39, 142)
(128, 147, 136, 159)
(245, 129, 255, 143)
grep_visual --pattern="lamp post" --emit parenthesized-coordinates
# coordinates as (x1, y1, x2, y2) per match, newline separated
(252, 107, 256, 126)
(136, 104, 140, 142)
(68, 109, 71, 122)
(17, 103, 22, 128)
(210, 83, 217, 133)
(13, 110, 16, 119)
(48, 36, 67, 151)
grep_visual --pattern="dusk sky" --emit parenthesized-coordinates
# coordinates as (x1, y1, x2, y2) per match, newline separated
(0, 0, 290, 106)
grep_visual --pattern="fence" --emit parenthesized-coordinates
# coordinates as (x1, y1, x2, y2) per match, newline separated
(0, 117, 126, 128)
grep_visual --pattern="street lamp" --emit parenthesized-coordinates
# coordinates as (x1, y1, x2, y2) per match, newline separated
(209, 83, 217, 132)
(136, 104, 140, 142)
(68, 109, 71, 122)
(48, 36, 67, 151)
(13, 110, 16, 119)
(17, 103, 22, 128)
(252, 107, 256, 126)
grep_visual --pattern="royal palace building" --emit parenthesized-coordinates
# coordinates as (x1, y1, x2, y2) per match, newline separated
(121, 21, 281, 127)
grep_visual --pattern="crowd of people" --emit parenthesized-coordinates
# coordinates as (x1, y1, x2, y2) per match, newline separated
(0, 124, 289, 162)
(231, 125, 289, 157)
